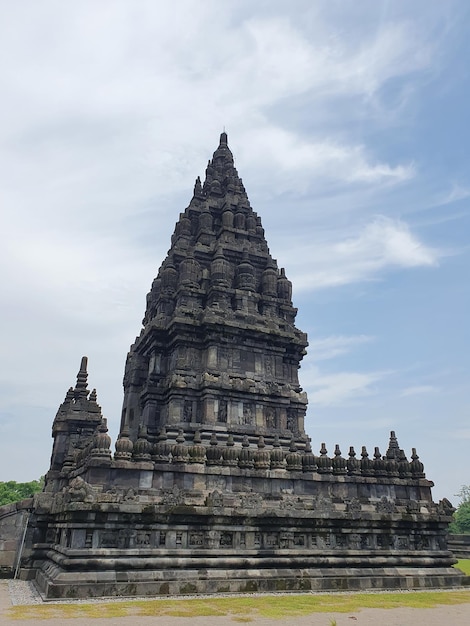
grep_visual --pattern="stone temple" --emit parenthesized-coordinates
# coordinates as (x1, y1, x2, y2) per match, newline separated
(8, 133, 462, 598)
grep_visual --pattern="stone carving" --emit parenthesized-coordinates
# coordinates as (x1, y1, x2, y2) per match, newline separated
(206, 490, 224, 508)
(394, 536, 410, 550)
(314, 495, 333, 513)
(265, 408, 275, 429)
(220, 532, 233, 547)
(243, 403, 254, 425)
(124, 488, 138, 502)
(240, 493, 262, 509)
(346, 498, 362, 515)
(100, 531, 118, 548)
(279, 532, 293, 548)
(189, 532, 204, 547)
(66, 477, 95, 503)
(438, 498, 455, 516)
(161, 485, 185, 506)
(376, 497, 396, 514)
(136, 531, 151, 546)
(406, 500, 420, 514)
(265, 533, 279, 547)
(218, 399, 227, 423)
(207, 475, 226, 491)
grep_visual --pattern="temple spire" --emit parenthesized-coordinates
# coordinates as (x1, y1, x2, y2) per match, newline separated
(75, 356, 89, 399)
(219, 130, 228, 146)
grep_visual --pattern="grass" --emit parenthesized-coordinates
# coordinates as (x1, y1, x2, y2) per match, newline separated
(6, 589, 470, 621)
(455, 559, 470, 575)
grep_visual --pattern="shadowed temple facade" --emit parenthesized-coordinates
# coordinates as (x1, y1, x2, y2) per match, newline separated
(11, 133, 462, 598)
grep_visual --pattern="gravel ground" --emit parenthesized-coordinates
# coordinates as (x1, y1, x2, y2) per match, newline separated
(5, 580, 470, 605)
(7, 581, 42, 605)
(2, 580, 470, 626)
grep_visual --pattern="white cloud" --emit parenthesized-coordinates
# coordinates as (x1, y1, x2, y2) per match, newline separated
(302, 365, 387, 407)
(284, 216, 440, 291)
(400, 385, 438, 397)
(239, 128, 414, 195)
(308, 335, 374, 361)
(440, 184, 470, 205)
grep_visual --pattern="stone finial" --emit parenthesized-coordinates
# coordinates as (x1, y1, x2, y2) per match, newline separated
(222, 434, 239, 466)
(286, 439, 302, 471)
(75, 356, 89, 399)
(206, 433, 222, 465)
(317, 443, 332, 474)
(261, 263, 278, 297)
(347, 446, 360, 475)
(152, 427, 171, 463)
(254, 436, 270, 469)
(88, 389, 101, 413)
(360, 445, 374, 476)
(238, 435, 254, 469)
(210, 245, 231, 287)
(179, 250, 201, 287)
(193, 176, 203, 197)
(398, 448, 411, 478)
(277, 268, 292, 302)
(133, 425, 152, 462)
(410, 448, 425, 478)
(172, 429, 189, 463)
(332, 444, 347, 475)
(373, 446, 387, 476)
(188, 430, 205, 464)
(115, 426, 133, 461)
(302, 439, 317, 473)
(236, 249, 255, 290)
(270, 434, 285, 469)
(90, 418, 112, 465)
(386, 430, 400, 459)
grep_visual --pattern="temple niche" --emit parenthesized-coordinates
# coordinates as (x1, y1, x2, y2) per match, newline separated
(10, 133, 462, 599)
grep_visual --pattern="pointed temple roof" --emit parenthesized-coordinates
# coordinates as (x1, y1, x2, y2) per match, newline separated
(143, 132, 300, 332)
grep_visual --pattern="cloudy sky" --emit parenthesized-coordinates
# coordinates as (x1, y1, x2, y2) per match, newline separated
(0, 0, 468, 502)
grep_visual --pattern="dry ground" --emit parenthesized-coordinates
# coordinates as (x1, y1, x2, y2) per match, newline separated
(1, 582, 469, 626)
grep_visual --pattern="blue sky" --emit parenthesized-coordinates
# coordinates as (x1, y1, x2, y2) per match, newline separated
(0, 0, 468, 502)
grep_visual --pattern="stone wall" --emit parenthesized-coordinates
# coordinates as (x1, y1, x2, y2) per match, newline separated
(0, 499, 32, 577)
(449, 534, 470, 559)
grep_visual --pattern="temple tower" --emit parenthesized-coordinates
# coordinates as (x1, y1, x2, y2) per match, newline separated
(13, 133, 460, 599)
(120, 133, 308, 448)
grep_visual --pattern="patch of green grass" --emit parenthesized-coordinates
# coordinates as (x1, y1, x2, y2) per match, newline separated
(7, 590, 470, 621)
(455, 559, 470, 575)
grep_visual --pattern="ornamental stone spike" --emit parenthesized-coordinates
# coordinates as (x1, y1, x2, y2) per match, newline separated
(75, 356, 89, 399)
(386, 430, 400, 459)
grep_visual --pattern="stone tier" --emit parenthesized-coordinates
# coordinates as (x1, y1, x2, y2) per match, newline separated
(27, 461, 461, 599)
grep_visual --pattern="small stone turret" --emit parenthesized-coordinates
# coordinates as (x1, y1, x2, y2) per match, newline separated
(45, 356, 104, 491)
